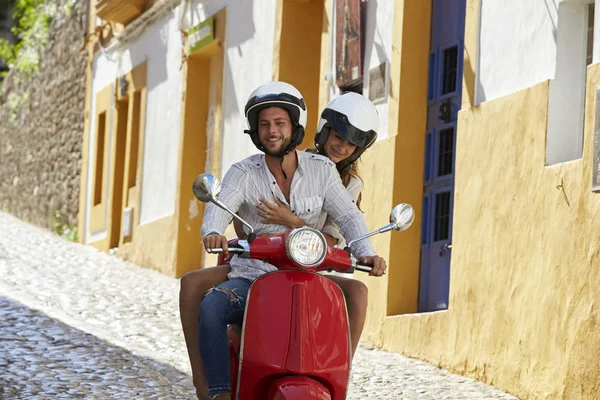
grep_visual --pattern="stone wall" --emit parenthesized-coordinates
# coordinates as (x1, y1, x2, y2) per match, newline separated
(0, 1, 88, 230)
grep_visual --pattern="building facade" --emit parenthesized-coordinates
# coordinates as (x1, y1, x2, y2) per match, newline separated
(80, 0, 600, 398)
(80, 0, 340, 276)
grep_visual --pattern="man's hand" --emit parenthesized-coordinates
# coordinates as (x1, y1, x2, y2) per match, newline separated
(358, 255, 387, 276)
(203, 233, 229, 256)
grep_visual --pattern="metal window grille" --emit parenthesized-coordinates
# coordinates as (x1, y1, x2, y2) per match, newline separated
(437, 128, 454, 176)
(442, 46, 458, 95)
(434, 191, 451, 241)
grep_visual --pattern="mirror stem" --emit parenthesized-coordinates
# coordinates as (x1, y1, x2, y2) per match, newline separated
(346, 223, 394, 249)
(213, 199, 255, 238)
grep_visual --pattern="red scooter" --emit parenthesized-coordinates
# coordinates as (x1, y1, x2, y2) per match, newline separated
(193, 174, 415, 400)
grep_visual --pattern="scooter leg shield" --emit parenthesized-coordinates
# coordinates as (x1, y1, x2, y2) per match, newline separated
(268, 376, 331, 400)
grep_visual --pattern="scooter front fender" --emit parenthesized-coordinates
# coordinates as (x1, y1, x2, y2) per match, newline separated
(268, 376, 331, 400)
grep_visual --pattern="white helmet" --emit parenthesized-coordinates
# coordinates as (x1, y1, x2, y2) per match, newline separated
(315, 92, 379, 170)
(244, 81, 307, 155)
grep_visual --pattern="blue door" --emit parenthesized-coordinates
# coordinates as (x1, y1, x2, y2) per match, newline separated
(419, 0, 466, 312)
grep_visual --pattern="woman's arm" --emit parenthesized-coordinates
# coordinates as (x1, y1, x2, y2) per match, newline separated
(256, 197, 341, 247)
(233, 217, 248, 240)
(256, 197, 306, 228)
(323, 232, 339, 247)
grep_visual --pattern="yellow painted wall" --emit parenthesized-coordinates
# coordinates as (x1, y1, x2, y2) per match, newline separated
(174, 58, 210, 277)
(78, 1, 97, 243)
(314, 0, 432, 345)
(88, 85, 112, 242)
(109, 98, 128, 248)
(386, 0, 432, 318)
(354, 137, 397, 344)
(274, 0, 324, 147)
(119, 214, 179, 275)
(174, 8, 226, 278)
(320, 1, 600, 398)
(119, 63, 147, 246)
(175, 54, 210, 277)
(381, 66, 600, 398)
(112, 64, 180, 273)
(84, 9, 227, 277)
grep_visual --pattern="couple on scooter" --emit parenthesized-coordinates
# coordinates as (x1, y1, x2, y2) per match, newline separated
(180, 81, 388, 400)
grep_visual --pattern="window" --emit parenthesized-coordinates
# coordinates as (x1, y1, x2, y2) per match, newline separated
(546, 1, 594, 165)
(335, 0, 367, 93)
(434, 191, 451, 242)
(438, 128, 454, 176)
(128, 90, 142, 190)
(442, 46, 459, 95)
(93, 112, 106, 206)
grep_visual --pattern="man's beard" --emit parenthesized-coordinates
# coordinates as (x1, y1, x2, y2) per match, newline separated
(262, 136, 291, 158)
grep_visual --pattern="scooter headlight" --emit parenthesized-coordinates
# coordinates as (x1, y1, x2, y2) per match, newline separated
(285, 227, 327, 267)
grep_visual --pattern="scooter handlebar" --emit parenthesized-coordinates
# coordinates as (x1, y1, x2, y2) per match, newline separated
(206, 247, 245, 254)
(207, 239, 247, 255)
(355, 262, 387, 275)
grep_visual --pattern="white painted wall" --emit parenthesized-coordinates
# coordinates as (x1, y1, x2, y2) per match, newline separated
(137, 18, 184, 226)
(476, 0, 559, 104)
(86, 0, 279, 242)
(190, 0, 277, 177)
(86, 11, 183, 242)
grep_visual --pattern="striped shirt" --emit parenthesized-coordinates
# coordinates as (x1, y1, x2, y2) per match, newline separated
(201, 151, 375, 281)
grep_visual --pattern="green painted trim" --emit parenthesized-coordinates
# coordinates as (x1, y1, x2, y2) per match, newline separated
(188, 16, 215, 54)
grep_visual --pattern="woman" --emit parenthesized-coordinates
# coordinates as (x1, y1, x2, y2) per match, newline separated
(180, 92, 379, 400)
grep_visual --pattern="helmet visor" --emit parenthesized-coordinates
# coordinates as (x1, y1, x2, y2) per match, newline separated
(321, 108, 377, 149)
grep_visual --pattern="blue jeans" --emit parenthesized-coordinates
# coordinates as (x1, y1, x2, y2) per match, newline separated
(198, 278, 252, 397)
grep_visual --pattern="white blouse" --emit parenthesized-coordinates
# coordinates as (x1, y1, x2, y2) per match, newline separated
(319, 175, 362, 249)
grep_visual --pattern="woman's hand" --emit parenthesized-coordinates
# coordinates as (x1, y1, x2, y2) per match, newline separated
(323, 233, 338, 247)
(256, 197, 306, 228)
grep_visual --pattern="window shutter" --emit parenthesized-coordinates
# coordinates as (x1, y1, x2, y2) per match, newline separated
(335, 0, 362, 88)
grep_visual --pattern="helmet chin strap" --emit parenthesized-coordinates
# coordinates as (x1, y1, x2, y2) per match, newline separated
(337, 159, 354, 173)
(277, 126, 303, 180)
(278, 144, 298, 180)
(279, 156, 288, 180)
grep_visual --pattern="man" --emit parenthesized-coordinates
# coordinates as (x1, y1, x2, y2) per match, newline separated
(198, 81, 386, 400)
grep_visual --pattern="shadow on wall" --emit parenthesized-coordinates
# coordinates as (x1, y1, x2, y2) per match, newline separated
(467, 46, 484, 106)
(224, 0, 256, 121)
(543, 0, 558, 41)
(188, 0, 256, 122)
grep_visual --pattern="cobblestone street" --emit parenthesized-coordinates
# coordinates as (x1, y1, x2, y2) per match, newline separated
(0, 212, 519, 399)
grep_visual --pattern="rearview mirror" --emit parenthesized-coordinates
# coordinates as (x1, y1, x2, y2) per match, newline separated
(389, 203, 415, 232)
(192, 174, 221, 203)
(346, 203, 415, 249)
(192, 173, 256, 240)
